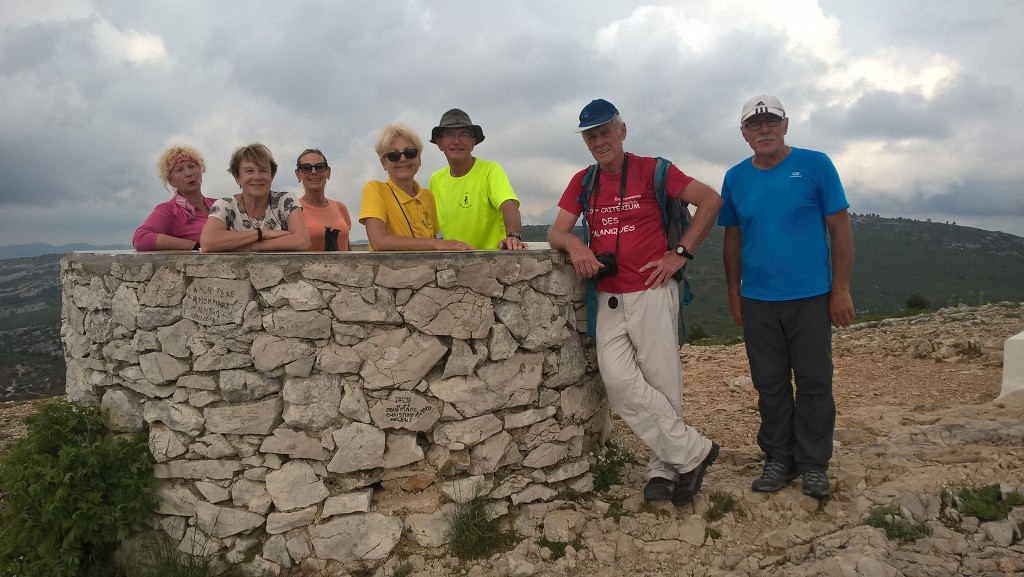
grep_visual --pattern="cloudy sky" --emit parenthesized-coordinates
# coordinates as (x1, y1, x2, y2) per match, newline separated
(1, 0, 1022, 247)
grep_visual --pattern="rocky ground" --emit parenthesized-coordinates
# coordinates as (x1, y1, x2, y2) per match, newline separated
(1, 303, 1023, 576)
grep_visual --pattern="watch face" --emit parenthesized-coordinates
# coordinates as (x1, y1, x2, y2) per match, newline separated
(675, 246, 685, 255)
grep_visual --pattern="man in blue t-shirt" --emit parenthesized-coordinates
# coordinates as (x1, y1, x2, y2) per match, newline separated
(719, 95, 854, 499)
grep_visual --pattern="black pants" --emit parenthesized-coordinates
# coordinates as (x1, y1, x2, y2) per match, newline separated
(743, 294, 835, 472)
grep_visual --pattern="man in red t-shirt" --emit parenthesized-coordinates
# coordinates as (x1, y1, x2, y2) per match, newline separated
(548, 99, 723, 506)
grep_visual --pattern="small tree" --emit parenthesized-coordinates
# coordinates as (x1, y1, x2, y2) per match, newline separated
(905, 292, 930, 311)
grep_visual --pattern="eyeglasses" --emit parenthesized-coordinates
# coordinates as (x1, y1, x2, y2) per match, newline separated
(297, 162, 329, 174)
(383, 148, 419, 162)
(442, 130, 474, 141)
(742, 118, 784, 131)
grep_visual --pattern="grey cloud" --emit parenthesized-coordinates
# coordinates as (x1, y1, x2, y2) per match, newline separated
(1, 1, 1022, 246)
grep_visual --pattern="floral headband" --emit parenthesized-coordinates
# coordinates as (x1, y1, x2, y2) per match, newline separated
(170, 153, 199, 169)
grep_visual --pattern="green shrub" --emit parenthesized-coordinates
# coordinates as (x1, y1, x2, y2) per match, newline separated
(863, 505, 929, 543)
(957, 484, 1024, 521)
(445, 497, 515, 560)
(904, 292, 931, 310)
(537, 537, 583, 560)
(704, 491, 737, 522)
(602, 495, 631, 522)
(0, 400, 157, 577)
(592, 434, 640, 492)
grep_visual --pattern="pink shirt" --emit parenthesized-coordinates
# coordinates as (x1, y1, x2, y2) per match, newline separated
(557, 153, 693, 294)
(133, 195, 217, 250)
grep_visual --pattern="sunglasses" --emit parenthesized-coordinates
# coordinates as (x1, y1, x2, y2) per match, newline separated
(297, 162, 329, 174)
(383, 148, 419, 162)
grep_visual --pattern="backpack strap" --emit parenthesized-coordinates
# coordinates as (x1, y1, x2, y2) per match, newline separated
(651, 156, 694, 343)
(653, 156, 672, 247)
(577, 164, 599, 245)
(578, 163, 600, 337)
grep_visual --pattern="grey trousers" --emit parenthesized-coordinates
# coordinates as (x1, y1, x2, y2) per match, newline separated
(596, 282, 712, 481)
(742, 293, 835, 472)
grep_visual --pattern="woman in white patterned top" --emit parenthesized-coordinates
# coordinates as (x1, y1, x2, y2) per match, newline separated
(200, 143, 310, 252)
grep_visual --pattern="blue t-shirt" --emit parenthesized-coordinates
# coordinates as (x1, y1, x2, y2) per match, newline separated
(718, 147, 849, 301)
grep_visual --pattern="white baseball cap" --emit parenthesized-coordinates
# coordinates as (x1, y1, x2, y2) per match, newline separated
(741, 95, 786, 124)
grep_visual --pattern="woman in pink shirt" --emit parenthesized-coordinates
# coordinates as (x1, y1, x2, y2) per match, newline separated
(133, 145, 217, 251)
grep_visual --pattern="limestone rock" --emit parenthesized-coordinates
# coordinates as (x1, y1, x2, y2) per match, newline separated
(282, 374, 341, 430)
(309, 513, 403, 561)
(359, 328, 447, 391)
(265, 461, 329, 511)
(327, 422, 386, 473)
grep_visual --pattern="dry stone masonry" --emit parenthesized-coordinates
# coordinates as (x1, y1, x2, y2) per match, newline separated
(60, 250, 610, 571)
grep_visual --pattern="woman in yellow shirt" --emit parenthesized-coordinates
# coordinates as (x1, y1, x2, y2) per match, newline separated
(358, 123, 473, 251)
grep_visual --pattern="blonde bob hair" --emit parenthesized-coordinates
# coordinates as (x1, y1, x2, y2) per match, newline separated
(157, 145, 207, 189)
(374, 123, 423, 158)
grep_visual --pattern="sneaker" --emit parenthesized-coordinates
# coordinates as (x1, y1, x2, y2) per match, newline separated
(751, 459, 798, 492)
(643, 477, 676, 502)
(802, 470, 831, 498)
(672, 442, 720, 506)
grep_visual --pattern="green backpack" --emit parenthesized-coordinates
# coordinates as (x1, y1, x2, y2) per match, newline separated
(577, 156, 694, 342)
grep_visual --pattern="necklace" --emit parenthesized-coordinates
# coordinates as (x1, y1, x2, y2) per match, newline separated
(238, 194, 269, 228)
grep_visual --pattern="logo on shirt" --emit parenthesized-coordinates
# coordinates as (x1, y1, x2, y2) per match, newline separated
(790, 172, 803, 178)
(460, 194, 472, 208)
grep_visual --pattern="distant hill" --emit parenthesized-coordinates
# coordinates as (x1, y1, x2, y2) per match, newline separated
(523, 214, 1024, 340)
(0, 242, 131, 260)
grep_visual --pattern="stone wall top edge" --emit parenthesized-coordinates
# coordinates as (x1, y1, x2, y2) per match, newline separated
(63, 245, 565, 271)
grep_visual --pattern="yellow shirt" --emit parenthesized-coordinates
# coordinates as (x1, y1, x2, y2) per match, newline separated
(358, 178, 440, 251)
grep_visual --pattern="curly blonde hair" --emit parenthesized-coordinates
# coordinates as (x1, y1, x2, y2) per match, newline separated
(157, 145, 207, 189)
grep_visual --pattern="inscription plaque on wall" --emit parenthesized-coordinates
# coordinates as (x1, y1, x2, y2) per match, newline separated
(183, 278, 253, 326)
(370, 392, 440, 432)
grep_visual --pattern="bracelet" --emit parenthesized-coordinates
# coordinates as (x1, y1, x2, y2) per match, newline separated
(256, 228, 263, 242)
(506, 231, 522, 240)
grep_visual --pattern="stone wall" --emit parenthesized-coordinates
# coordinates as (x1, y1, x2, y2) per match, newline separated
(60, 249, 609, 572)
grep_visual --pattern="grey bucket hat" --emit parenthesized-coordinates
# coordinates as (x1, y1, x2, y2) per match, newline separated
(430, 108, 485, 144)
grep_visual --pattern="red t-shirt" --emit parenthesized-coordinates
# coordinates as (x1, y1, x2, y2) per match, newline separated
(557, 153, 693, 294)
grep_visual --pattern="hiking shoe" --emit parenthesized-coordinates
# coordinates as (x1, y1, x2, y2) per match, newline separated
(802, 470, 831, 498)
(672, 442, 720, 506)
(751, 459, 798, 492)
(643, 477, 676, 502)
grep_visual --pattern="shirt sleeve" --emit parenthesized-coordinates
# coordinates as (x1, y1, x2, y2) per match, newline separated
(358, 181, 389, 223)
(484, 162, 519, 209)
(556, 169, 588, 217)
(132, 202, 174, 251)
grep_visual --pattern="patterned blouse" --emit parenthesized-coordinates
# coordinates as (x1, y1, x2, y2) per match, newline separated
(209, 191, 301, 231)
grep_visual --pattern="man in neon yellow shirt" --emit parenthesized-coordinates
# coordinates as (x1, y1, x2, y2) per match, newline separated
(429, 109, 527, 250)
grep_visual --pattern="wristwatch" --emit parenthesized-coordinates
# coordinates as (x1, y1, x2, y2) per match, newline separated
(506, 231, 522, 240)
(675, 244, 694, 260)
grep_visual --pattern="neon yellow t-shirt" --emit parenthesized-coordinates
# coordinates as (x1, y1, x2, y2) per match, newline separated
(429, 159, 519, 250)
(358, 178, 440, 251)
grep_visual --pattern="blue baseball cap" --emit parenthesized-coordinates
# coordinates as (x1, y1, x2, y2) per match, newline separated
(576, 99, 619, 132)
